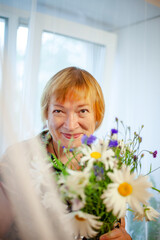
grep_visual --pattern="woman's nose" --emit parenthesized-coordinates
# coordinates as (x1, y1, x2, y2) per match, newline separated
(64, 113, 79, 130)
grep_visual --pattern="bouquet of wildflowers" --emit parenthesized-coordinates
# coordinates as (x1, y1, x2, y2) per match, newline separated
(51, 119, 160, 240)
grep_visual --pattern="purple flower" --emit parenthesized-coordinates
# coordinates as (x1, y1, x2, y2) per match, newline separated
(108, 140, 118, 148)
(81, 135, 88, 144)
(87, 135, 97, 145)
(81, 134, 97, 145)
(69, 148, 74, 152)
(153, 150, 157, 158)
(111, 129, 118, 135)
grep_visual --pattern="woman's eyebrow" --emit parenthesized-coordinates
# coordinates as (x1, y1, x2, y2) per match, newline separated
(77, 104, 90, 108)
(53, 104, 65, 108)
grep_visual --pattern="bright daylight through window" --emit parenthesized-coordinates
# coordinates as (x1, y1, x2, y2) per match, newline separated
(0, 17, 6, 88)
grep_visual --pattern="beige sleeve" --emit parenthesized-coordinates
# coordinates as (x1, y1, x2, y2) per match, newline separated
(0, 182, 13, 237)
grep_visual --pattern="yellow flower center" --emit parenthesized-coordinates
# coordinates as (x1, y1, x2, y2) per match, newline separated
(90, 151, 101, 159)
(118, 182, 133, 197)
(75, 214, 86, 221)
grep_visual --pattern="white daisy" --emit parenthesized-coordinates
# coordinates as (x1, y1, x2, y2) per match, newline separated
(69, 211, 103, 238)
(79, 142, 116, 171)
(64, 169, 90, 200)
(30, 157, 53, 195)
(102, 148, 117, 170)
(134, 205, 160, 221)
(79, 144, 101, 167)
(71, 198, 85, 211)
(101, 165, 153, 219)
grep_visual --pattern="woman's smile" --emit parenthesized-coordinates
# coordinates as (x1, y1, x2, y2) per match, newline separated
(47, 96, 96, 149)
(62, 133, 82, 139)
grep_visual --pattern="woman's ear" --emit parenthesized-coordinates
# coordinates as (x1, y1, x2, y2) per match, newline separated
(45, 108, 48, 120)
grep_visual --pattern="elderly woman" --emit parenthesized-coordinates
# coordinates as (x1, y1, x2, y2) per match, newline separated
(0, 67, 131, 239)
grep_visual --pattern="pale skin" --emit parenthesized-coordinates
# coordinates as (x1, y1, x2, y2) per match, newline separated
(47, 95, 132, 240)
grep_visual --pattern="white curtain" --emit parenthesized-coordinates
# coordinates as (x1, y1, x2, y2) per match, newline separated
(0, 0, 160, 239)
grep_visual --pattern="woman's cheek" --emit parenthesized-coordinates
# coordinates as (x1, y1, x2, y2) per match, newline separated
(50, 117, 64, 130)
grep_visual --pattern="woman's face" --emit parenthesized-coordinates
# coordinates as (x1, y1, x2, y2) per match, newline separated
(47, 95, 96, 149)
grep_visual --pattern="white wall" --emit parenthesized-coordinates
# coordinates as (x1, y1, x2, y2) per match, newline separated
(108, 17, 160, 183)
(108, 16, 160, 240)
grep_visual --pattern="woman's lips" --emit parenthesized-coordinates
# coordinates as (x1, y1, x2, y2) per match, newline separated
(62, 133, 81, 139)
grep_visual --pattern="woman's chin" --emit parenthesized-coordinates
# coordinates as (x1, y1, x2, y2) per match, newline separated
(61, 139, 81, 149)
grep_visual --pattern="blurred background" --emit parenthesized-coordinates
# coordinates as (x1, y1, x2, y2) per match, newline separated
(0, 0, 160, 239)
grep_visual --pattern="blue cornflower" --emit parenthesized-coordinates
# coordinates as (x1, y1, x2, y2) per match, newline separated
(108, 140, 118, 148)
(111, 129, 118, 135)
(87, 135, 97, 145)
(81, 135, 88, 144)
(69, 148, 74, 152)
(62, 146, 74, 152)
(81, 134, 97, 145)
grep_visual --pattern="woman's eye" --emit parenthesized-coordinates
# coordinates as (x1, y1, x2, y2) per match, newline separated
(80, 109, 88, 114)
(53, 110, 62, 113)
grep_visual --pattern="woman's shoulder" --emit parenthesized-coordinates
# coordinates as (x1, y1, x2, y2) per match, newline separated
(1, 131, 49, 160)
(0, 131, 50, 180)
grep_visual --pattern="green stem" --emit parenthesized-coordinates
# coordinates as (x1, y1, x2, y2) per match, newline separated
(152, 187, 160, 193)
(145, 166, 160, 175)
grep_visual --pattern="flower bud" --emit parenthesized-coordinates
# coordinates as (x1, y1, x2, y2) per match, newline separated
(152, 150, 157, 158)
(133, 155, 138, 161)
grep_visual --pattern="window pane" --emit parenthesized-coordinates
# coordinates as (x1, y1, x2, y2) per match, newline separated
(0, 18, 5, 52)
(16, 25, 28, 84)
(39, 31, 105, 83)
(14, 25, 28, 134)
(36, 31, 105, 131)
(0, 17, 6, 89)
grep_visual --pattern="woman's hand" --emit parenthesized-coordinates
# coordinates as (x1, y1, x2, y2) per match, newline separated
(99, 218, 132, 240)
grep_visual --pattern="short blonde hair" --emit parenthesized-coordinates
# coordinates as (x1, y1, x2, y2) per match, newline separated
(41, 67, 105, 130)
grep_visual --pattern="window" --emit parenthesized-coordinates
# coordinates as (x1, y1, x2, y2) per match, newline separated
(0, 17, 6, 52)
(11, 25, 29, 135)
(0, 6, 117, 153)
(35, 31, 106, 131)
(0, 17, 7, 153)
(39, 30, 105, 86)
(16, 25, 28, 86)
(0, 17, 7, 88)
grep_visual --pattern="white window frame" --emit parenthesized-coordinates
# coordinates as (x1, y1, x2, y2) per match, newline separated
(0, 3, 117, 136)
